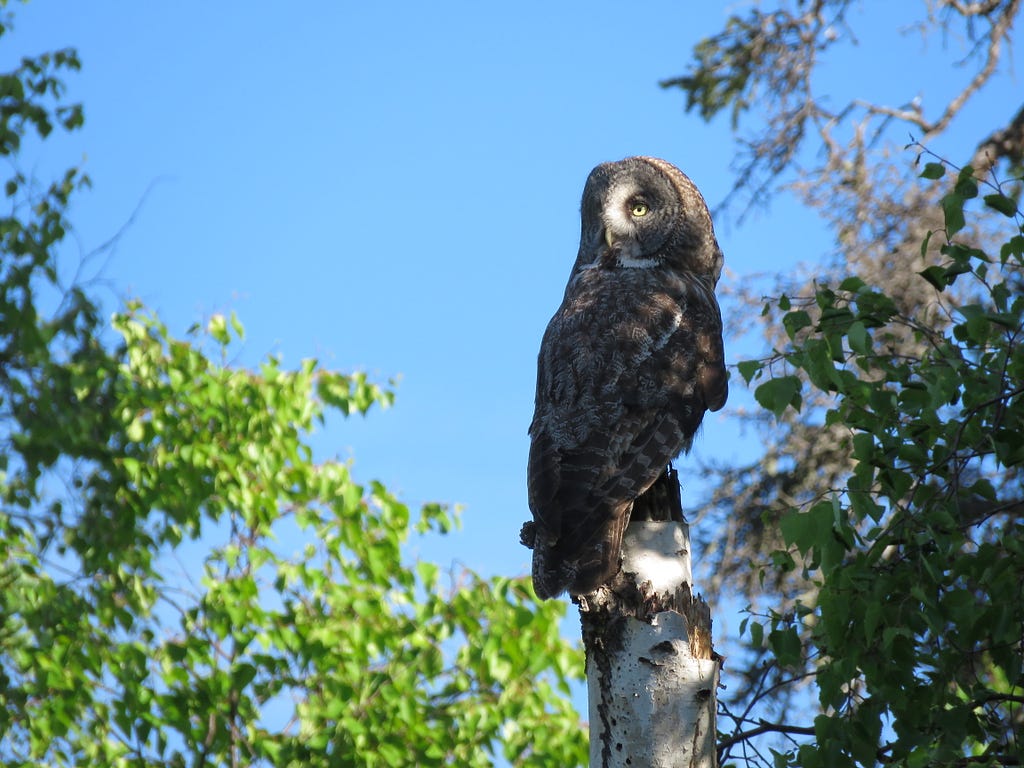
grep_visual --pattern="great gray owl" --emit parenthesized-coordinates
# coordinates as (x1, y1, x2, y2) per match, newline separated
(524, 156, 727, 599)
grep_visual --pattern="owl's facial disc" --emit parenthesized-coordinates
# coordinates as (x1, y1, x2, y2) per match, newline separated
(599, 180, 670, 266)
(601, 182, 643, 256)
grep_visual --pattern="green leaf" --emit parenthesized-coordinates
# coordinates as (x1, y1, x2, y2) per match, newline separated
(919, 162, 945, 180)
(954, 165, 978, 198)
(229, 310, 245, 339)
(919, 265, 947, 290)
(749, 620, 764, 648)
(231, 662, 258, 689)
(941, 193, 965, 237)
(920, 228, 934, 258)
(847, 320, 869, 354)
(125, 416, 146, 442)
(983, 192, 1018, 217)
(737, 359, 762, 384)
(755, 375, 802, 416)
(783, 309, 812, 339)
(207, 313, 230, 344)
(838, 276, 866, 292)
(779, 502, 833, 555)
(768, 626, 802, 668)
(416, 560, 439, 589)
(1001, 234, 1024, 263)
(851, 432, 874, 460)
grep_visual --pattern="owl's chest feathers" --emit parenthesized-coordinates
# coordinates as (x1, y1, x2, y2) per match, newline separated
(563, 265, 693, 342)
(549, 267, 698, 396)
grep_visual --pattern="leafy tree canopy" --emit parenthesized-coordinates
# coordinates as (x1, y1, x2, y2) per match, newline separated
(664, 2, 1024, 766)
(0, 9, 587, 767)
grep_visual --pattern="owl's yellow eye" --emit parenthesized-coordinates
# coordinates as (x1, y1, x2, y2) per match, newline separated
(630, 202, 649, 217)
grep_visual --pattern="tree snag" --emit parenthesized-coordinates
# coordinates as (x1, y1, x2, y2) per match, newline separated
(578, 469, 720, 768)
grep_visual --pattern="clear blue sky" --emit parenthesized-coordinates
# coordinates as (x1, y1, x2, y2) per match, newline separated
(9, 1, 1019, 651)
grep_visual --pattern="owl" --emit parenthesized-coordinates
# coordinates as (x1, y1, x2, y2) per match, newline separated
(524, 156, 727, 599)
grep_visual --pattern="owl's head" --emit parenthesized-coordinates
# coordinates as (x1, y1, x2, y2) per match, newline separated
(576, 156, 723, 283)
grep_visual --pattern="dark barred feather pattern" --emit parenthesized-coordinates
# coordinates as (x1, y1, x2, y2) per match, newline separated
(526, 157, 727, 599)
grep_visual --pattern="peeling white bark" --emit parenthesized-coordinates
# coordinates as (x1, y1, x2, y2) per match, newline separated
(620, 522, 693, 594)
(584, 521, 719, 768)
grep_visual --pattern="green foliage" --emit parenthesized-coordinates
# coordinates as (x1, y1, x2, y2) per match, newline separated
(660, 1, 857, 210)
(660, 11, 767, 127)
(0, 15, 586, 767)
(739, 160, 1024, 767)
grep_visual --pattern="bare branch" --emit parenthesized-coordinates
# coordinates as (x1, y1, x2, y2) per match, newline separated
(858, 0, 1021, 139)
(931, 0, 1021, 134)
(972, 101, 1024, 169)
(717, 720, 817, 752)
(942, 0, 1006, 17)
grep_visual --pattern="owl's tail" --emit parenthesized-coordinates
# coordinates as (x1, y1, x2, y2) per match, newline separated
(524, 502, 633, 599)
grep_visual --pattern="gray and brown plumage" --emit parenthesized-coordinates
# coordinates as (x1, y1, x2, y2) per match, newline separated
(523, 156, 727, 599)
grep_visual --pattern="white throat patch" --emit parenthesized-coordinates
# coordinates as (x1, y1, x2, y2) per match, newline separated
(614, 253, 659, 268)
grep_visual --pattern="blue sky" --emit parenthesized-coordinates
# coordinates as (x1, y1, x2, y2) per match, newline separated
(9, 1, 1020, 657)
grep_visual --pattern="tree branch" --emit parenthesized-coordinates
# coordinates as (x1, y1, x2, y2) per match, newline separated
(859, 0, 1021, 139)
(717, 720, 817, 752)
(972, 102, 1024, 170)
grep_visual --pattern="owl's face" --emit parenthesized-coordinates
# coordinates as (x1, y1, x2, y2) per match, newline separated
(576, 156, 722, 282)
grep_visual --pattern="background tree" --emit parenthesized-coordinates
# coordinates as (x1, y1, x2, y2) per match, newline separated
(0, 12, 587, 767)
(663, 1, 1024, 765)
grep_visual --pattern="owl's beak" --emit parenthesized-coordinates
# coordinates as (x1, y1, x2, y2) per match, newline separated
(604, 227, 615, 248)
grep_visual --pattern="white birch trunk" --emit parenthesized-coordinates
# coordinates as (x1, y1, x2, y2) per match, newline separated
(581, 521, 719, 768)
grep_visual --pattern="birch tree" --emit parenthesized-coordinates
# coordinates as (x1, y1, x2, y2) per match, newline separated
(0, 8, 587, 766)
(663, 2, 1024, 765)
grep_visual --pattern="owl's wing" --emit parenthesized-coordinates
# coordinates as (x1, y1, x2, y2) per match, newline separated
(529, 398, 689, 597)
(693, 281, 728, 413)
(528, 283, 679, 521)
(527, 280, 707, 596)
